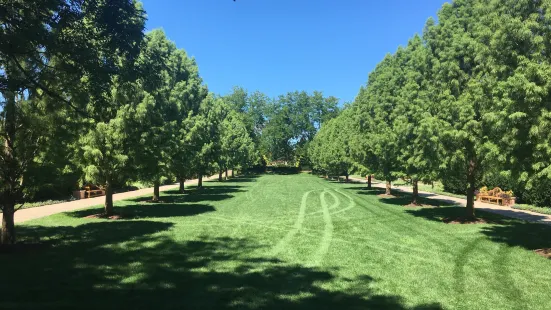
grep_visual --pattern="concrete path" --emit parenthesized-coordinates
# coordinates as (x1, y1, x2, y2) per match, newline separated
(2, 175, 220, 224)
(348, 177, 551, 226)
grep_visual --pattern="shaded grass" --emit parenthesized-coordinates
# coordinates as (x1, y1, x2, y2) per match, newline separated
(1, 174, 550, 309)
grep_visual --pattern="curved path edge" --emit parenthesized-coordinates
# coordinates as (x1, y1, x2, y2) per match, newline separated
(347, 177, 551, 226)
(2, 174, 221, 224)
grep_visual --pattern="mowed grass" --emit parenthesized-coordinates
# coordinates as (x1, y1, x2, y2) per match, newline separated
(1, 173, 551, 309)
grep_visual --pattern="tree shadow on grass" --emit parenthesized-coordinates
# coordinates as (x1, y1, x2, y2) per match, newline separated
(349, 187, 458, 207)
(406, 206, 551, 252)
(350, 188, 389, 196)
(480, 221, 551, 251)
(405, 206, 509, 224)
(132, 185, 245, 204)
(476, 207, 550, 223)
(162, 185, 244, 195)
(381, 195, 460, 208)
(67, 203, 216, 219)
(225, 175, 261, 183)
(0, 222, 443, 310)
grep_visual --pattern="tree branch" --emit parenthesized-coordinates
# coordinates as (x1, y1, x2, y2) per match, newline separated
(10, 56, 92, 119)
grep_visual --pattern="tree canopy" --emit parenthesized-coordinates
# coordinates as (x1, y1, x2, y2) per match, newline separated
(309, 0, 551, 218)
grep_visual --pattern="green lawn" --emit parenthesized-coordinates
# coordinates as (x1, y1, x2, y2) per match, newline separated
(2, 173, 551, 309)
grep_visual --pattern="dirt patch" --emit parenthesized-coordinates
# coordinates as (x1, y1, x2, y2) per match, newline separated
(442, 217, 488, 224)
(0, 243, 50, 255)
(84, 213, 125, 220)
(378, 194, 397, 198)
(403, 203, 438, 208)
(535, 248, 551, 259)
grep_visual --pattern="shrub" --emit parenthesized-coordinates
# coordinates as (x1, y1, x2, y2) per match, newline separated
(523, 175, 551, 208)
(441, 170, 467, 195)
(267, 166, 301, 174)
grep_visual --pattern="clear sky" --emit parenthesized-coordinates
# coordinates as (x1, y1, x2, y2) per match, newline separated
(141, 0, 448, 104)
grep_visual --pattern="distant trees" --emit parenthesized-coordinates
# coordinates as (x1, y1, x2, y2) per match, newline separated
(261, 91, 339, 165)
(310, 0, 551, 218)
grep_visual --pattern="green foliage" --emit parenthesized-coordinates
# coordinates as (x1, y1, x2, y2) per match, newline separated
(309, 108, 355, 176)
(523, 174, 551, 208)
(349, 54, 402, 183)
(310, 0, 551, 211)
(0, 0, 146, 242)
(219, 110, 257, 171)
(261, 91, 339, 163)
(182, 95, 226, 179)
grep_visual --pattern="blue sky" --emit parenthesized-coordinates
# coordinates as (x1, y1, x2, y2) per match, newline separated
(141, 0, 448, 104)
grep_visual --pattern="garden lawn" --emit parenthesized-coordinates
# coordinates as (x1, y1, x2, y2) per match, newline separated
(1, 173, 550, 309)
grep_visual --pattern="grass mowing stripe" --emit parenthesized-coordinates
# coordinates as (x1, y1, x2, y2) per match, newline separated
(330, 189, 356, 216)
(209, 212, 442, 266)
(491, 244, 525, 305)
(309, 190, 334, 266)
(306, 189, 340, 216)
(270, 189, 317, 256)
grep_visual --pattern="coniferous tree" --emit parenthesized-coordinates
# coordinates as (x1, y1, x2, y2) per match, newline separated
(0, 0, 145, 244)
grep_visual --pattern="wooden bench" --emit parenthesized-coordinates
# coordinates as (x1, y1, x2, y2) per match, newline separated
(84, 185, 105, 198)
(476, 187, 515, 206)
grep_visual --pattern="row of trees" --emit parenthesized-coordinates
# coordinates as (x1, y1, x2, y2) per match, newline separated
(310, 0, 551, 218)
(0, 1, 258, 245)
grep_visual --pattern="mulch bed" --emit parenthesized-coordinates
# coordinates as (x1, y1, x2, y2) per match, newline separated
(535, 248, 551, 259)
(378, 194, 397, 198)
(442, 217, 488, 224)
(84, 213, 125, 220)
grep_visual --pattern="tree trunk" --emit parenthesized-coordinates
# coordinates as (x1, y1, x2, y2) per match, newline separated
(345, 172, 349, 182)
(179, 177, 185, 193)
(218, 170, 223, 182)
(225, 169, 228, 180)
(1, 206, 15, 245)
(367, 175, 372, 189)
(231, 169, 235, 177)
(385, 180, 392, 195)
(412, 178, 419, 205)
(104, 179, 113, 215)
(466, 158, 477, 219)
(1, 92, 18, 245)
(152, 180, 160, 202)
(198, 174, 203, 188)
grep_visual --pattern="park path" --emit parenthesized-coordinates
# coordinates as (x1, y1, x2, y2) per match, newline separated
(348, 177, 551, 226)
(1, 175, 220, 224)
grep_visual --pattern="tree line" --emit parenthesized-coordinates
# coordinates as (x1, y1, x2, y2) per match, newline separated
(310, 0, 551, 219)
(0, 0, 341, 245)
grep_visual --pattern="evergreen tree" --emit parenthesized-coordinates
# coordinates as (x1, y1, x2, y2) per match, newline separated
(130, 29, 198, 201)
(352, 53, 403, 195)
(0, 0, 145, 244)
(394, 35, 443, 204)
(183, 95, 225, 188)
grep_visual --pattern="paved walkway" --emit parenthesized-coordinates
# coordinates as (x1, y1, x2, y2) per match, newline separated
(2, 175, 220, 224)
(349, 177, 551, 226)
